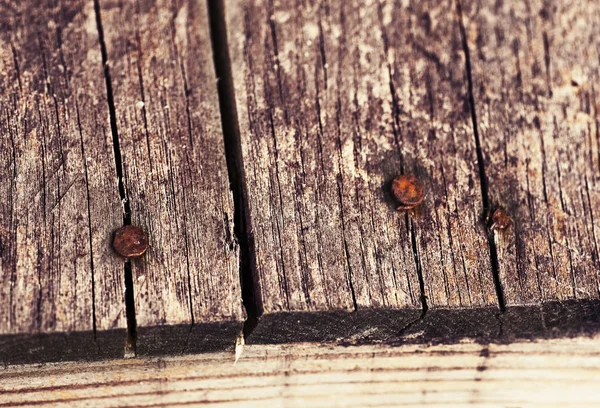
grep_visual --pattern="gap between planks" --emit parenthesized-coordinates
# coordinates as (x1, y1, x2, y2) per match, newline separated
(89, 0, 247, 357)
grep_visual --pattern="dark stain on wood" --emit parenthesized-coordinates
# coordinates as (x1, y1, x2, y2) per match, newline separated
(2, 299, 598, 365)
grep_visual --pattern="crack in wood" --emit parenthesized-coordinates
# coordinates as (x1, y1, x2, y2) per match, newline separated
(207, 0, 262, 327)
(455, 0, 506, 312)
(92, 0, 136, 356)
(409, 219, 429, 314)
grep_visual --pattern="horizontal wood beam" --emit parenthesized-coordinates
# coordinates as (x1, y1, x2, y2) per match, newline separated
(2, 337, 600, 407)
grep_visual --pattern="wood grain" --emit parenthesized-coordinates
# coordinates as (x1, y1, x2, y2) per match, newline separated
(462, 0, 600, 304)
(226, 0, 600, 335)
(2, 0, 600, 356)
(378, 0, 498, 309)
(0, 0, 243, 356)
(1, 299, 598, 365)
(226, 0, 501, 324)
(0, 0, 123, 335)
(2, 337, 600, 407)
(96, 0, 243, 334)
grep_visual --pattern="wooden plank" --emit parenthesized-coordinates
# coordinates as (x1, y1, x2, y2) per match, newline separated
(2, 336, 600, 407)
(378, 0, 497, 309)
(226, 0, 499, 332)
(462, 0, 600, 304)
(96, 0, 243, 340)
(0, 0, 123, 338)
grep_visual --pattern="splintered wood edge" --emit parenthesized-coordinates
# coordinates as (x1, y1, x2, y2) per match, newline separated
(2, 336, 600, 407)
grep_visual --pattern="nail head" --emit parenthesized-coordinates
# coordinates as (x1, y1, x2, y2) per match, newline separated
(113, 225, 149, 258)
(391, 174, 424, 211)
(490, 207, 511, 231)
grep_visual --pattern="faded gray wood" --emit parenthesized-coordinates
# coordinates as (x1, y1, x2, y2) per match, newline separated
(463, 0, 600, 304)
(0, 0, 124, 334)
(97, 0, 243, 331)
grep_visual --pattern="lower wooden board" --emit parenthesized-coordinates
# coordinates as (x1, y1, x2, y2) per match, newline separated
(2, 336, 600, 407)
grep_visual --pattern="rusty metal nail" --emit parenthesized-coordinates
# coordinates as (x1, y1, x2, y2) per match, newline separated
(391, 174, 424, 211)
(113, 225, 149, 258)
(490, 207, 511, 231)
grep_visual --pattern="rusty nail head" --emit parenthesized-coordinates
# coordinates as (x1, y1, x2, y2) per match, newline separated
(490, 207, 511, 231)
(113, 225, 149, 258)
(392, 174, 424, 211)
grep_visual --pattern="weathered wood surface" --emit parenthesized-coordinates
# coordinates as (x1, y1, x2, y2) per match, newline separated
(463, 0, 600, 305)
(96, 0, 243, 338)
(226, 0, 498, 319)
(226, 0, 600, 334)
(2, 337, 600, 407)
(0, 0, 243, 354)
(2, 0, 600, 360)
(0, 0, 123, 335)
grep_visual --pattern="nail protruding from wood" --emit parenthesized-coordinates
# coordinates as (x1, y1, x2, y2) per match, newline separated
(489, 206, 512, 231)
(391, 174, 424, 211)
(113, 225, 149, 258)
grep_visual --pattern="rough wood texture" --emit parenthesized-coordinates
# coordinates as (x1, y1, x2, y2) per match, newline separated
(227, 0, 600, 333)
(3, 0, 600, 358)
(0, 0, 123, 335)
(2, 337, 600, 407)
(243, 299, 600, 346)
(0, 0, 243, 356)
(463, 0, 600, 304)
(379, 0, 501, 309)
(227, 0, 505, 320)
(229, 0, 413, 315)
(96, 0, 243, 330)
(2, 299, 598, 365)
